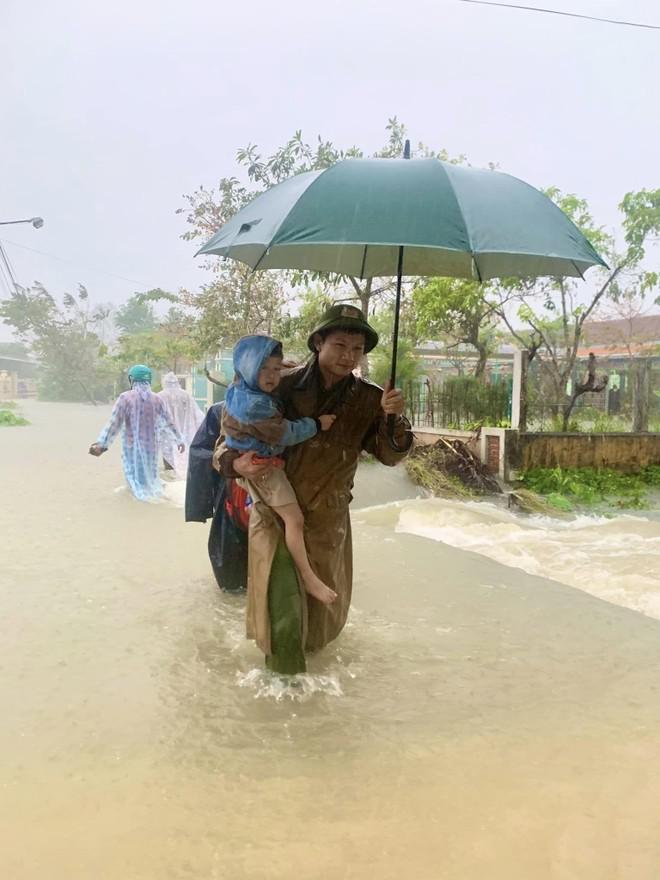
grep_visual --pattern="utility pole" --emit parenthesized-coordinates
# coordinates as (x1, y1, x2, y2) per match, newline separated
(0, 241, 20, 295)
(0, 216, 45, 295)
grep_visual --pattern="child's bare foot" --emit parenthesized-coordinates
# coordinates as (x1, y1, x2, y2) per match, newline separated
(304, 575, 337, 605)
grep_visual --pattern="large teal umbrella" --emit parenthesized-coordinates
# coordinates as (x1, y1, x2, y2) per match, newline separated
(197, 145, 607, 402)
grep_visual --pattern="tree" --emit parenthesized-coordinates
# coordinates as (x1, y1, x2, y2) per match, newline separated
(495, 187, 660, 430)
(596, 282, 660, 431)
(114, 293, 156, 335)
(179, 268, 287, 353)
(413, 278, 501, 380)
(113, 292, 201, 377)
(368, 302, 421, 388)
(0, 284, 113, 402)
(178, 169, 292, 350)
(273, 285, 333, 358)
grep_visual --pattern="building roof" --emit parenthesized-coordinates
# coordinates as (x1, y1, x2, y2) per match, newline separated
(582, 314, 660, 347)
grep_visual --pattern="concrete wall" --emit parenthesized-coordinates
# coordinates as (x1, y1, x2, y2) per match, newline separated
(413, 424, 660, 480)
(510, 432, 660, 474)
(412, 427, 479, 455)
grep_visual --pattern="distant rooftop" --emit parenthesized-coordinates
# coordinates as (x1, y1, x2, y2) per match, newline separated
(581, 314, 660, 346)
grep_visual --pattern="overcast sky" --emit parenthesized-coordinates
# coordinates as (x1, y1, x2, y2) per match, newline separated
(1, 0, 658, 340)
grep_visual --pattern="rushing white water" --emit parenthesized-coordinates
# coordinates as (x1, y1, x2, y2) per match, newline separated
(368, 497, 660, 620)
(4, 401, 660, 880)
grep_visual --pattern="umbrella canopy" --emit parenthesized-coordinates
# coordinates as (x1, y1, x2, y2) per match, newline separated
(197, 153, 608, 446)
(196, 158, 607, 280)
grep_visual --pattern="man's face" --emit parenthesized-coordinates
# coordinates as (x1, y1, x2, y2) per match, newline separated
(257, 355, 283, 393)
(315, 330, 366, 382)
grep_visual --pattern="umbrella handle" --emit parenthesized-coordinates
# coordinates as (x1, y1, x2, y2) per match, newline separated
(386, 413, 405, 452)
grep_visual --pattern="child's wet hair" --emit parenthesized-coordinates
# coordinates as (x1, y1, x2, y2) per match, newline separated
(270, 342, 283, 359)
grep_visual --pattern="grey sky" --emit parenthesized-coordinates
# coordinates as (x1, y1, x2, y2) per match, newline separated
(1, 0, 658, 341)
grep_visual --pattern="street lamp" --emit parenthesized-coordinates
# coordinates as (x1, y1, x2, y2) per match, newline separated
(0, 217, 44, 229)
(0, 217, 44, 295)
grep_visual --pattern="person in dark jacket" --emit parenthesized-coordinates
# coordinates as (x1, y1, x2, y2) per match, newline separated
(185, 402, 248, 593)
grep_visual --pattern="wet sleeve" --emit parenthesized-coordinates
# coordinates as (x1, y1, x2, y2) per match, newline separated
(96, 398, 125, 449)
(212, 440, 240, 476)
(276, 415, 318, 447)
(238, 408, 317, 449)
(362, 412, 413, 466)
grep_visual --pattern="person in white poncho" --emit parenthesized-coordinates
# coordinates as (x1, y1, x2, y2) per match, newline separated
(157, 372, 205, 479)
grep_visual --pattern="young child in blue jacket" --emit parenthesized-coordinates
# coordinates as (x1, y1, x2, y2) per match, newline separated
(219, 334, 337, 605)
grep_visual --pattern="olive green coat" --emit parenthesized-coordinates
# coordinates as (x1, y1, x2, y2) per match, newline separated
(245, 360, 411, 656)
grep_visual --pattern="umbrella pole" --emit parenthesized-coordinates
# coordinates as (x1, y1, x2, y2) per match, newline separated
(387, 246, 404, 447)
(386, 138, 411, 448)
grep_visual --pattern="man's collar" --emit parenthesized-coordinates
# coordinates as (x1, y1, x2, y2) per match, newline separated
(292, 357, 317, 391)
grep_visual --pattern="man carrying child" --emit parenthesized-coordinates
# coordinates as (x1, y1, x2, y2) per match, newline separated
(215, 304, 412, 674)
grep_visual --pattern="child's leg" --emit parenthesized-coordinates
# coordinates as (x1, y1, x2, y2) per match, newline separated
(273, 502, 337, 605)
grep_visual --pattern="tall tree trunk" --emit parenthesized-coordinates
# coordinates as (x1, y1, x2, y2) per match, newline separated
(474, 344, 488, 382)
(562, 353, 608, 432)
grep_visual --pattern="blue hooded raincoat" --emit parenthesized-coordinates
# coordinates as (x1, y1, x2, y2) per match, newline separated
(224, 335, 317, 457)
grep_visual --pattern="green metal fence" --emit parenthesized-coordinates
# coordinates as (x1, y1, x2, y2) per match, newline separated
(405, 376, 512, 429)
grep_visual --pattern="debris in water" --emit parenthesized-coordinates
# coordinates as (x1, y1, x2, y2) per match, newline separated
(406, 437, 501, 497)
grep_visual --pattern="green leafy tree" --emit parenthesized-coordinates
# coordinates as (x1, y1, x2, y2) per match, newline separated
(114, 293, 156, 335)
(177, 173, 290, 349)
(0, 284, 114, 402)
(273, 285, 333, 359)
(495, 187, 660, 430)
(413, 278, 501, 380)
(179, 269, 286, 353)
(113, 293, 201, 376)
(368, 302, 421, 388)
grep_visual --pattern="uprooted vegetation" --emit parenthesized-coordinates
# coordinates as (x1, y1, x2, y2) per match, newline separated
(405, 437, 501, 499)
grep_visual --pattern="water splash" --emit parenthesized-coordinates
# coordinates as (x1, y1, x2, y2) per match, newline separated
(236, 668, 344, 702)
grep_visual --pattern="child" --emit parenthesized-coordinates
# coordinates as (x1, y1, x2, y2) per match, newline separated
(219, 335, 337, 605)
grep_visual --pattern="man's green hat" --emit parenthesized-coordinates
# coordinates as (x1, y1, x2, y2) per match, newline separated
(307, 303, 379, 354)
(128, 364, 152, 383)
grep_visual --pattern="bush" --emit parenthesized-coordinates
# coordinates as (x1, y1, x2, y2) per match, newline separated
(0, 409, 29, 426)
(520, 466, 660, 508)
(407, 375, 511, 428)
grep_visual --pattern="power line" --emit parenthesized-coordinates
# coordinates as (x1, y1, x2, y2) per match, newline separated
(0, 237, 160, 289)
(455, 0, 660, 30)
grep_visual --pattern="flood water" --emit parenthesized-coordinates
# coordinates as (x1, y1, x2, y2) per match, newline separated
(3, 401, 660, 879)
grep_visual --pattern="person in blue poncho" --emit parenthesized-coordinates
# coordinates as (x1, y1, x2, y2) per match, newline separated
(89, 364, 184, 501)
(218, 335, 338, 605)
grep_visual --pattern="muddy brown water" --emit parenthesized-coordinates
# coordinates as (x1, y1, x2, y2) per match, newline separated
(3, 401, 660, 879)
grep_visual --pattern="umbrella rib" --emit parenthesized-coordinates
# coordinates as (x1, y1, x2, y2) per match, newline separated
(571, 260, 586, 281)
(438, 164, 481, 282)
(250, 247, 268, 274)
(359, 245, 368, 280)
(246, 169, 325, 273)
